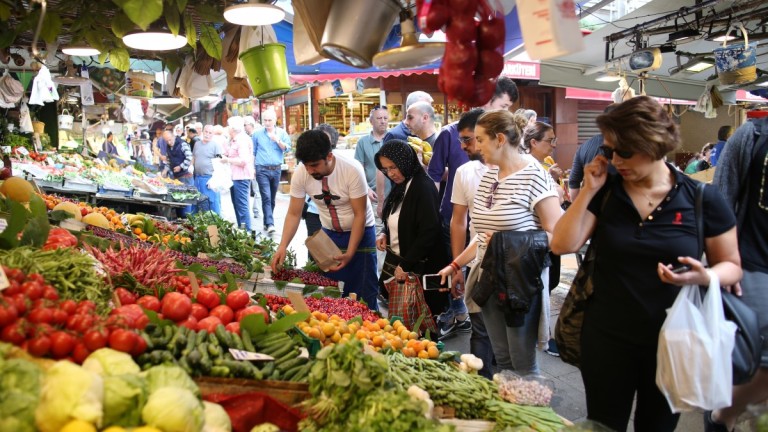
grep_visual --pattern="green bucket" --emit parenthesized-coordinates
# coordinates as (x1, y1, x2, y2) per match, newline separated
(239, 44, 291, 99)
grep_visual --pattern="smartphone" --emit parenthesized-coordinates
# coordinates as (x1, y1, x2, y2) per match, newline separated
(670, 263, 692, 274)
(422, 274, 451, 291)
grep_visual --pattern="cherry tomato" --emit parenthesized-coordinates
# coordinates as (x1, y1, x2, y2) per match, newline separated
(190, 303, 209, 321)
(83, 329, 109, 351)
(59, 299, 77, 315)
(226, 290, 251, 311)
(28, 307, 54, 324)
(72, 342, 91, 364)
(209, 305, 234, 325)
(27, 335, 51, 357)
(1, 321, 26, 345)
(109, 329, 137, 353)
(75, 300, 97, 315)
(42, 285, 59, 301)
(9, 294, 29, 315)
(21, 281, 44, 300)
(0, 303, 18, 327)
(66, 314, 95, 333)
(51, 309, 69, 326)
(50, 331, 77, 359)
(196, 288, 221, 310)
(161, 292, 192, 322)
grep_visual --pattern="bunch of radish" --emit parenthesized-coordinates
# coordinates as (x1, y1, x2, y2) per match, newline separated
(418, 0, 506, 106)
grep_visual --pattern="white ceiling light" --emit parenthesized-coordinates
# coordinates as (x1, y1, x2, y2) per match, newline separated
(123, 28, 187, 51)
(373, 17, 445, 70)
(150, 92, 182, 105)
(224, 1, 285, 26)
(684, 59, 715, 73)
(595, 71, 622, 82)
(62, 45, 100, 56)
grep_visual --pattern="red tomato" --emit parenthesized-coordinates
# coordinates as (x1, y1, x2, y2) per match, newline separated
(42, 285, 59, 301)
(225, 321, 241, 335)
(9, 294, 29, 315)
(31, 322, 54, 337)
(161, 292, 192, 322)
(66, 314, 95, 333)
(28, 273, 45, 283)
(0, 303, 18, 327)
(75, 300, 96, 315)
(80, 207, 89, 217)
(51, 309, 69, 326)
(83, 329, 109, 351)
(196, 288, 221, 310)
(72, 343, 91, 364)
(197, 316, 223, 333)
(27, 335, 51, 357)
(59, 299, 77, 315)
(106, 313, 135, 330)
(130, 334, 148, 356)
(115, 288, 137, 305)
(21, 281, 44, 300)
(226, 290, 251, 311)
(178, 316, 199, 331)
(28, 307, 54, 324)
(236, 305, 269, 323)
(1, 322, 26, 345)
(109, 329, 137, 353)
(3, 279, 22, 296)
(210, 305, 234, 325)
(137, 295, 161, 312)
(50, 331, 77, 359)
(190, 303, 209, 321)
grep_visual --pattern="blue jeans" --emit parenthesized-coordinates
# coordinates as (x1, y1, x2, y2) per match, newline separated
(469, 311, 495, 379)
(177, 175, 195, 217)
(481, 284, 542, 376)
(194, 175, 221, 214)
(323, 226, 378, 311)
(256, 166, 281, 228)
(230, 179, 251, 231)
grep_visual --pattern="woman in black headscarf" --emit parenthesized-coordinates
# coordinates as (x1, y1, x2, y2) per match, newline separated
(375, 139, 450, 316)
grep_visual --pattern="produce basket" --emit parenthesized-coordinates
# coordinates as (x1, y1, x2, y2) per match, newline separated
(195, 377, 310, 406)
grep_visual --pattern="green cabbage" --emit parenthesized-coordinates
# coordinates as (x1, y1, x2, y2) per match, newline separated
(144, 364, 200, 397)
(202, 401, 232, 432)
(0, 358, 43, 432)
(103, 374, 148, 428)
(82, 348, 141, 376)
(35, 361, 104, 432)
(142, 386, 205, 432)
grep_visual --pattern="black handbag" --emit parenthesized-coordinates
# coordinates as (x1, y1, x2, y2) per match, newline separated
(694, 182, 763, 385)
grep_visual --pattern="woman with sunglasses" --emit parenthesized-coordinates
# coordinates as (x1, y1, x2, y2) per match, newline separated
(438, 110, 562, 376)
(374, 139, 450, 321)
(551, 96, 741, 431)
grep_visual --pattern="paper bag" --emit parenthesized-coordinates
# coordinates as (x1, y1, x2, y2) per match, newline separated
(305, 230, 341, 271)
(516, 0, 585, 60)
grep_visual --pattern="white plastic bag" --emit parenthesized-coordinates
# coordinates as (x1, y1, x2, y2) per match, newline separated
(656, 270, 736, 412)
(207, 158, 233, 193)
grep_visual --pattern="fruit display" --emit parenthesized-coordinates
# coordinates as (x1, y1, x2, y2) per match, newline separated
(270, 268, 339, 288)
(263, 294, 379, 322)
(0, 176, 35, 202)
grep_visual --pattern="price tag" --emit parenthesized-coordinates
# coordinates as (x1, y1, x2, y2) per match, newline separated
(207, 225, 220, 247)
(0, 217, 7, 233)
(228, 349, 274, 361)
(286, 291, 310, 314)
(15, 147, 29, 156)
(133, 189, 142, 198)
(299, 347, 309, 359)
(349, 293, 358, 301)
(188, 271, 200, 296)
(0, 267, 9, 291)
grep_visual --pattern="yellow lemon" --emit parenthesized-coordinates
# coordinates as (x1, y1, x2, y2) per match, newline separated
(59, 419, 97, 432)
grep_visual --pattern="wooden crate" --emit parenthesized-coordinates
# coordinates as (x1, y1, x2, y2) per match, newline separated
(195, 377, 310, 407)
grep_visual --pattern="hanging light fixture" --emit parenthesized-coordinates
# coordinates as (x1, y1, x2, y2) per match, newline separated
(149, 70, 181, 105)
(595, 71, 622, 82)
(123, 24, 186, 51)
(53, 60, 89, 85)
(667, 16, 700, 43)
(224, 0, 285, 26)
(62, 44, 100, 56)
(372, 11, 445, 70)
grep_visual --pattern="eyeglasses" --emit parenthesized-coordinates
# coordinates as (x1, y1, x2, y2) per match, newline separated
(540, 137, 557, 145)
(458, 136, 475, 144)
(485, 181, 499, 209)
(599, 145, 635, 159)
(380, 166, 399, 175)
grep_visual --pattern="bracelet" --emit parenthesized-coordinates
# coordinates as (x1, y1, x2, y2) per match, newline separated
(449, 261, 461, 273)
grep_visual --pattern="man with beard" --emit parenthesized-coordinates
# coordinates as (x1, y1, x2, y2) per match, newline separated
(405, 101, 438, 146)
(271, 130, 378, 309)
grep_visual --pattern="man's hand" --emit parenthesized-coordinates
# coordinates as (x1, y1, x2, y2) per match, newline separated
(268, 132, 278, 142)
(270, 247, 287, 271)
(375, 234, 387, 251)
(329, 252, 353, 271)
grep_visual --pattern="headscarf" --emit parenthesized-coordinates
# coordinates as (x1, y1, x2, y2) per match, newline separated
(375, 139, 423, 217)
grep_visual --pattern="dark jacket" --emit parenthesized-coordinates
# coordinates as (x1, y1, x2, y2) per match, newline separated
(473, 230, 551, 327)
(382, 170, 450, 275)
(168, 136, 193, 178)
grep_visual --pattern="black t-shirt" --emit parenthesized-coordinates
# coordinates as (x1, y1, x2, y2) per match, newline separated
(586, 164, 735, 345)
(740, 140, 768, 272)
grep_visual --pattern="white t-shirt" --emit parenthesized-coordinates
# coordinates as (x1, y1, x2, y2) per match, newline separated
(386, 179, 413, 255)
(451, 160, 489, 239)
(291, 153, 375, 231)
(471, 161, 557, 258)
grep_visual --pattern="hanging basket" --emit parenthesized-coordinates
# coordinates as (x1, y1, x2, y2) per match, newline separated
(58, 109, 74, 130)
(32, 121, 45, 134)
(239, 44, 291, 99)
(714, 25, 758, 85)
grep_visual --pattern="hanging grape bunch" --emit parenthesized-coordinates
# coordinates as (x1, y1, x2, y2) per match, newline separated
(418, 0, 506, 107)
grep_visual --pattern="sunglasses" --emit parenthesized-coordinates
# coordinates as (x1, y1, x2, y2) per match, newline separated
(600, 145, 635, 159)
(458, 136, 475, 144)
(485, 181, 499, 209)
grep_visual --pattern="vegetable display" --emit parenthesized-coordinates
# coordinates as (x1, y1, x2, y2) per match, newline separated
(85, 244, 182, 297)
(271, 269, 339, 288)
(484, 399, 564, 432)
(263, 294, 379, 322)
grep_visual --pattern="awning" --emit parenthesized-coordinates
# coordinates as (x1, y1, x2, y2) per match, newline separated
(564, 88, 697, 105)
(290, 68, 437, 84)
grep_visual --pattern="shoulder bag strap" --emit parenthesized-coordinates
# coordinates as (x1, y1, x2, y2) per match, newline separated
(695, 182, 706, 259)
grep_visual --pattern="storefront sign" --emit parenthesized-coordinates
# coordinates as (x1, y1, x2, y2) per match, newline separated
(502, 61, 541, 80)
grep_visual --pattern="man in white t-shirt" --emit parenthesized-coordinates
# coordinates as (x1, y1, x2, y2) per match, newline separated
(271, 130, 379, 309)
